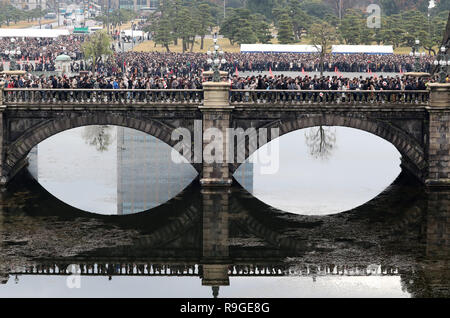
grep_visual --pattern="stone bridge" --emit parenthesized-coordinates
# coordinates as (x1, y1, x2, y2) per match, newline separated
(0, 81, 449, 187)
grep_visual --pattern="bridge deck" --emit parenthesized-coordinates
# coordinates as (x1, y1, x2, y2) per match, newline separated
(1, 89, 430, 108)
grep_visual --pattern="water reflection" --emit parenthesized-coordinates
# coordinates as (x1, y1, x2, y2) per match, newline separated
(240, 127, 402, 215)
(116, 127, 197, 215)
(0, 171, 448, 298)
(28, 125, 402, 216)
(27, 126, 198, 215)
(82, 126, 114, 152)
(304, 126, 337, 160)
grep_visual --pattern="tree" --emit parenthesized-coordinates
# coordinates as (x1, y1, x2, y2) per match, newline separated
(309, 22, 337, 75)
(234, 16, 258, 45)
(376, 9, 448, 53)
(171, 0, 184, 46)
(305, 127, 337, 161)
(177, 6, 197, 52)
(273, 0, 312, 41)
(339, 9, 374, 45)
(253, 15, 273, 44)
(220, 8, 269, 45)
(0, 5, 22, 27)
(299, 0, 334, 19)
(153, 15, 175, 52)
(380, 0, 400, 16)
(195, 3, 215, 50)
(82, 31, 113, 72)
(82, 126, 114, 152)
(96, 8, 136, 31)
(277, 14, 295, 44)
(246, 0, 277, 20)
(378, 14, 405, 48)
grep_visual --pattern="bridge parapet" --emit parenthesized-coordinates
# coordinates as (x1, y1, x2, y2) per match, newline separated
(1, 88, 432, 107)
(0, 82, 4, 106)
(2, 88, 204, 107)
(229, 89, 430, 106)
(9, 262, 402, 277)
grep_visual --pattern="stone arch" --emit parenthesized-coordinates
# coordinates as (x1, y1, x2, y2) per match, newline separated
(231, 114, 427, 180)
(5, 113, 197, 177)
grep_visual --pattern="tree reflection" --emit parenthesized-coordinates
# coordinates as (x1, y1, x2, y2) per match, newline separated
(304, 126, 337, 160)
(82, 126, 114, 152)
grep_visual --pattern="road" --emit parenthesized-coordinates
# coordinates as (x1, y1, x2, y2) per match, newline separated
(30, 3, 95, 30)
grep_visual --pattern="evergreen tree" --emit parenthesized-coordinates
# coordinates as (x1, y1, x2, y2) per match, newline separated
(277, 14, 295, 44)
(154, 15, 175, 52)
(195, 3, 215, 49)
(220, 8, 271, 45)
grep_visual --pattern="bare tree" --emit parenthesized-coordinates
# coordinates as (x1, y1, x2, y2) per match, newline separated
(309, 22, 338, 76)
(305, 126, 337, 160)
(82, 126, 114, 152)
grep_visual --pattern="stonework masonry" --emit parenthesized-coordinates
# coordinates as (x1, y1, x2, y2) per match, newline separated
(427, 84, 450, 187)
(0, 83, 449, 187)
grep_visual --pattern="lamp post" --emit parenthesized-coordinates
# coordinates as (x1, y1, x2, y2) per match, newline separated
(433, 46, 450, 83)
(121, 30, 125, 72)
(410, 39, 423, 72)
(131, 22, 135, 50)
(121, 31, 125, 54)
(7, 38, 17, 71)
(206, 34, 227, 82)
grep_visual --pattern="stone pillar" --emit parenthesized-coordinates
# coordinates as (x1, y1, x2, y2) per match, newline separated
(426, 190, 450, 259)
(200, 81, 233, 187)
(426, 83, 450, 187)
(200, 188, 231, 295)
(0, 191, 9, 285)
(420, 190, 450, 297)
(0, 82, 6, 186)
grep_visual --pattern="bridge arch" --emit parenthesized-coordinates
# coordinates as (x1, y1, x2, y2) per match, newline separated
(5, 113, 197, 177)
(231, 114, 427, 180)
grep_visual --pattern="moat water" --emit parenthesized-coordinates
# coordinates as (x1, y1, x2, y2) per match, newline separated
(0, 126, 448, 298)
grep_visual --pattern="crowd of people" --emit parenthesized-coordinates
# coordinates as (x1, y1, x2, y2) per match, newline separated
(0, 36, 85, 72)
(0, 36, 84, 62)
(0, 35, 438, 97)
(0, 73, 204, 90)
(0, 71, 431, 102)
(0, 38, 437, 76)
(102, 52, 436, 78)
(0, 71, 433, 106)
(226, 52, 435, 74)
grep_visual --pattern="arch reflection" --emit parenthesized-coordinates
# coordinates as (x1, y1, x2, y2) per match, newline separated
(0, 171, 448, 298)
(235, 127, 402, 215)
(27, 125, 198, 215)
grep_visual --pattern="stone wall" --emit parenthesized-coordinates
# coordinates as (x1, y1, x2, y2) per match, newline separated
(427, 84, 450, 187)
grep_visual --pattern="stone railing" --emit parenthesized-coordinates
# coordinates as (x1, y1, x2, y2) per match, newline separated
(8, 263, 401, 277)
(229, 89, 430, 106)
(0, 88, 432, 107)
(12, 263, 201, 276)
(2, 88, 204, 105)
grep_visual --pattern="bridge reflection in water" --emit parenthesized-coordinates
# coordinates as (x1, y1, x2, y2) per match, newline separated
(0, 171, 448, 298)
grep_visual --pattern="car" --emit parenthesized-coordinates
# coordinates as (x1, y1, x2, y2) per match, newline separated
(44, 12, 57, 19)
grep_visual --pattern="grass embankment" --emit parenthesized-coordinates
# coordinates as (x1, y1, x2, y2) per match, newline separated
(133, 38, 241, 53)
(0, 19, 57, 29)
(102, 21, 134, 33)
